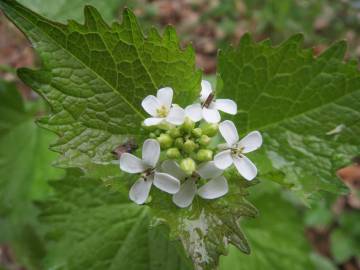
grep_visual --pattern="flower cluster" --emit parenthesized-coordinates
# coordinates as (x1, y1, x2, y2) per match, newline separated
(120, 80, 262, 207)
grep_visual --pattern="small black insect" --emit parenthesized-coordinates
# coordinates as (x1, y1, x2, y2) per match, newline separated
(202, 93, 215, 108)
(112, 139, 138, 159)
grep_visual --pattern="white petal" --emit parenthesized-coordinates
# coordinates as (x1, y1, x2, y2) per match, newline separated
(157, 87, 173, 108)
(202, 107, 221, 123)
(120, 153, 146, 173)
(143, 117, 164, 126)
(215, 99, 237, 115)
(233, 155, 257, 181)
(172, 178, 197, 208)
(197, 176, 228, 199)
(197, 161, 223, 179)
(200, 80, 213, 102)
(129, 177, 153, 204)
(161, 160, 187, 180)
(142, 139, 160, 167)
(219, 120, 239, 146)
(185, 103, 203, 122)
(153, 172, 180, 194)
(214, 150, 233, 170)
(141, 95, 161, 116)
(238, 131, 263, 153)
(166, 105, 185, 125)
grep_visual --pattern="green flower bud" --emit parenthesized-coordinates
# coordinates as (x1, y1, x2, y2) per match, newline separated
(196, 149, 213, 162)
(183, 139, 197, 154)
(180, 158, 196, 175)
(149, 132, 157, 139)
(202, 123, 219, 137)
(157, 133, 173, 149)
(168, 127, 182, 138)
(198, 135, 211, 146)
(181, 117, 195, 133)
(166, 148, 181, 159)
(155, 129, 162, 136)
(174, 137, 184, 148)
(192, 128, 202, 138)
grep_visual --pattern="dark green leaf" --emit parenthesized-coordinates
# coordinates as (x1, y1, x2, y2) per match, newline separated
(218, 34, 360, 203)
(0, 0, 201, 170)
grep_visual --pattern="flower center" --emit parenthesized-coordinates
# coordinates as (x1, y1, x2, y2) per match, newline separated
(231, 145, 245, 156)
(156, 106, 169, 117)
(142, 168, 155, 180)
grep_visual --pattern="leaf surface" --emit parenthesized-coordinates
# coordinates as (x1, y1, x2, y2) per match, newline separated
(39, 171, 193, 270)
(0, 0, 201, 169)
(218, 34, 360, 202)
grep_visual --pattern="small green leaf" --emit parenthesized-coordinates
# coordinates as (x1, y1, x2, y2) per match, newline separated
(0, 0, 201, 170)
(218, 34, 360, 202)
(38, 171, 193, 270)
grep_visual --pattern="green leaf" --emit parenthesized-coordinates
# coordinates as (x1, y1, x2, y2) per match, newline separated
(218, 34, 360, 202)
(38, 170, 193, 270)
(0, 0, 201, 170)
(17, 0, 123, 22)
(0, 80, 61, 269)
(151, 176, 258, 270)
(330, 211, 360, 263)
(219, 186, 315, 270)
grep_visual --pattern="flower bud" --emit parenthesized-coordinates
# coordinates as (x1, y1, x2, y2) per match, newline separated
(202, 123, 218, 137)
(149, 132, 157, 139)
(192, 128, 202, 138)
(174, 137, 184, 148)
(181, 117, 195, 133)
(180, 158, 196, 175)
(198, 135, 211, 146)
(183, 139, 197, 154)
(168, 127, 182, 138)
(196, 149, 213, 162)
(157, 133, 173, 149)
(166, 148, 181, 159)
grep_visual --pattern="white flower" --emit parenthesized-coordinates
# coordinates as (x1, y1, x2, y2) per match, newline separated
(120, 139, 180, 204)
(214, 120, 262, 181)
(185, 80, 237, 123)
(162, 160, 228, 208)
(142, 87, 185, 126)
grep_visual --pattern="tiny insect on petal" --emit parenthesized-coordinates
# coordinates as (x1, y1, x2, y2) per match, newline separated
(200, 80, 213, 102)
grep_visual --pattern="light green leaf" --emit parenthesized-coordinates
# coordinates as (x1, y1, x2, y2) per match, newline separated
(0, 80, 61, 270)
(219, 186, 315, 270)
(17, 0, 123, 22)
(38, 170, 193, 270)
(0, 0, 201, 170)
(218, 34, 360, 202)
